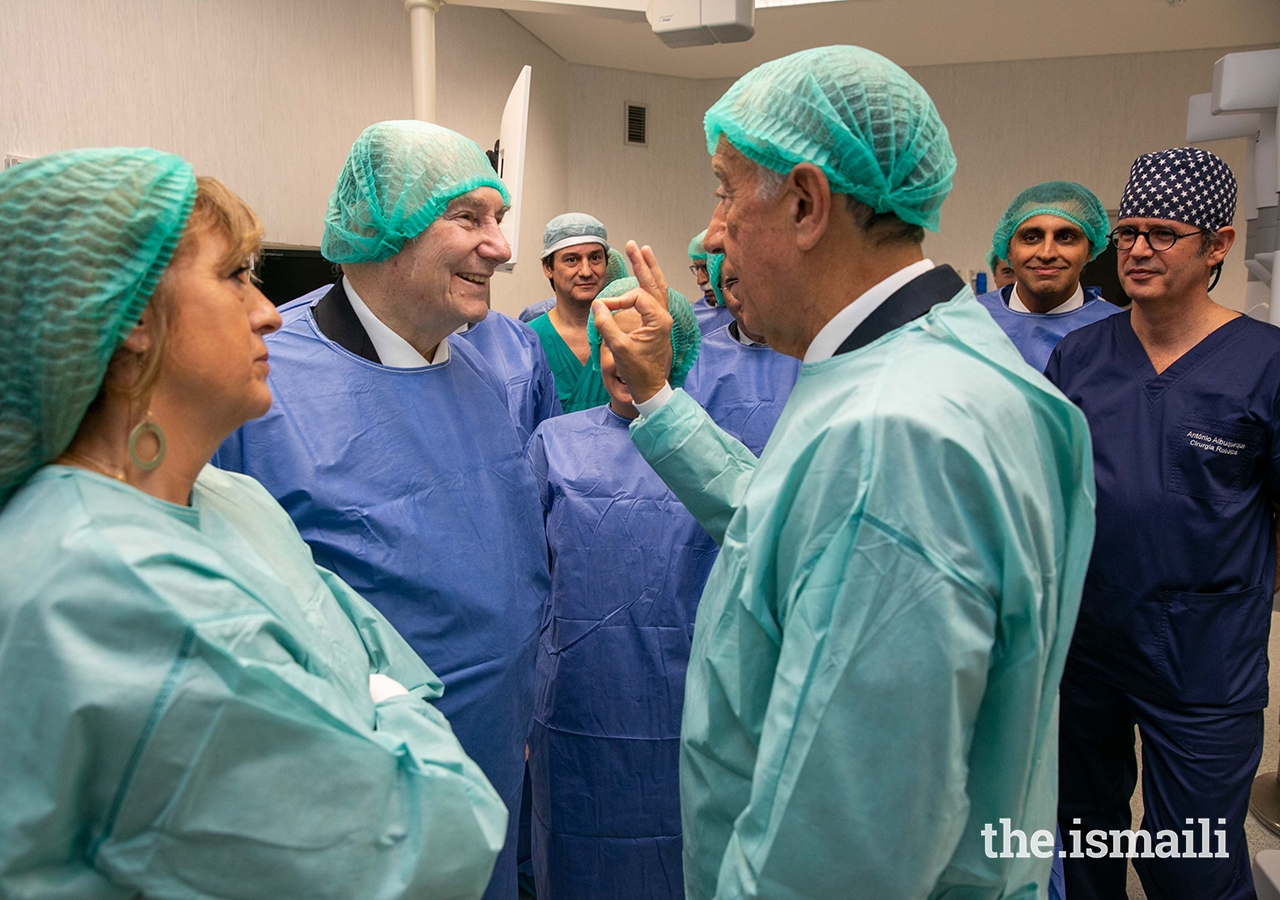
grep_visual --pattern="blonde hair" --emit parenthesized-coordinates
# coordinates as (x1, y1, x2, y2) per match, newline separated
(103, 176, 264, 402)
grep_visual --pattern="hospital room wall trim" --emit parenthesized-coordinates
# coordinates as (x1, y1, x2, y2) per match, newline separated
(2, 1, 1273, 314)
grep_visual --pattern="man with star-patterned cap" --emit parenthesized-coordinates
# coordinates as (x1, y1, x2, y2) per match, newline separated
(1046, 147, 1280, 900)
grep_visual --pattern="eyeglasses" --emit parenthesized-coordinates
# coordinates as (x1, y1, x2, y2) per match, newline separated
(689, 263, 708, 277)
(1109, 225, 1208, 252)
(722, 277, 739, 292)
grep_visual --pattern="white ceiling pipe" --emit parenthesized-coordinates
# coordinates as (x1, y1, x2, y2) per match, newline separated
(406, 0, 445, 123)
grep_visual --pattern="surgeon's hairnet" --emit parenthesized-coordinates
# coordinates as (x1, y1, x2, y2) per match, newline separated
(688, 230, 708, 263)
(985, 248, 1002, 272)
(542, 213, 609, 260)
(588, 277, 701, 389)
(707, 252, 728, 307)
(322, 120, 509, 264)
(604, 247, 629, 287)
(991, 181, 1109, 263)
(0, 147, 196, 504)
(704, 45, 956, 232)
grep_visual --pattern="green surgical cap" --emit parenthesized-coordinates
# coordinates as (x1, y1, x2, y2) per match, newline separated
(707, 252, 727, 307)
(688, 230, 708, 263)
(704, 45, 956, 232)
(985, 248, 1002, 272)
(0, 147, 196, 504)
(588, 277, 701, 389)
(542, 212, 609, 259)
(991, 181, 1109, 264)
(604, 247, 629, 287)
(322, 120, 510, 264)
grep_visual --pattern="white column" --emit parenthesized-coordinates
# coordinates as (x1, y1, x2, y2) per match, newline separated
(406, 0, 444, 123)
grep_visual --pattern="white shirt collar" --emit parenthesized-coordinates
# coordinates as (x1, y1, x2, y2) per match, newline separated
(729, 321, 767, 348)
(1008, 282, 1084, 316)
(803, 259, 935, 363)
(343, 275, 448, 367)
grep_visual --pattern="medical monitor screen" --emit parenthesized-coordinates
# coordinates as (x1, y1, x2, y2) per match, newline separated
(256, 245, 337, 306)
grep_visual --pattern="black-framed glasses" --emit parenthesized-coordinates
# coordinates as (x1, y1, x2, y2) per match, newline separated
(689, 263, 708, 277)
(1109, 225, 1208, 252)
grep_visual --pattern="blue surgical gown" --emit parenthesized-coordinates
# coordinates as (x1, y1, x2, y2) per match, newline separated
(525, 406, 719, 899)
(520, 297, 555, 323)
(631, 288, 1095, 899)
(976, 285, 1122, 372)
(0, 465, 507, 900)
(694, 299, 734, 336)
(1045, 311, 1280, 711)
(215, 298, 549, 900)
(459, 311, 562, 443)
(681, 322, 800, 456)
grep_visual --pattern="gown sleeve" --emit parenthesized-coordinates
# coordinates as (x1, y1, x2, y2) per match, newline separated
(42, 543, 507, 900)
(629, 388, 758, 544)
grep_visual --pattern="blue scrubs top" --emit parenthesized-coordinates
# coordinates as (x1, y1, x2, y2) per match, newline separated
(525, 406, 719, 900)
(694, 299, 734, 336)
(458, 311, 562, 443)
(215, 294, 550, 899)
(1046, 311, 1280, 711)
(519, 297, 555, 323)
(977, 284, 1122, 372)
(682, 322, 800, 456)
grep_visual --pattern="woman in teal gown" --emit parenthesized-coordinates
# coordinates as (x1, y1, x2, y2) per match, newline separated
(0, 149, 507, 900)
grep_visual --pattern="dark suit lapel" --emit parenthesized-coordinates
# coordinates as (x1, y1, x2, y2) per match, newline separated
(834, 265, 966, 357)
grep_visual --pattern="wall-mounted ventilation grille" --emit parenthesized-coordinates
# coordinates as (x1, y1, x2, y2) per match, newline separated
(625, 103, 647, 146)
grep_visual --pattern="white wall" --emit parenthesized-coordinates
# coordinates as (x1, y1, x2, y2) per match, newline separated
(555, 45, 1275, 312)
(2, 4, 1273, 314)
(435, 5, 572, 315)
(565, 65, 732, 303)
(1, 0, 412, 251)
(0, 1, 572, 317)
(911, 45, 1274, 312)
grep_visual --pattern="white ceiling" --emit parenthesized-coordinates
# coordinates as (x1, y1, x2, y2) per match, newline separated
(488, 0, 1280, 80)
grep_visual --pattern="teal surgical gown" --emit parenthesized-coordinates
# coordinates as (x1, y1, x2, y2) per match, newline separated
(630, 289, 1096, 899)
(0, 465, 507, 900)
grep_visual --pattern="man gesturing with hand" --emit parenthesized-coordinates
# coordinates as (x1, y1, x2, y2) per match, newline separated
(593, 46, 1096, 900)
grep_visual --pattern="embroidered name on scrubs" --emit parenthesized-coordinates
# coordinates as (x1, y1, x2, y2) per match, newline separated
(1187, 431, 1245, 455)
(1168, 414, 1262, 503)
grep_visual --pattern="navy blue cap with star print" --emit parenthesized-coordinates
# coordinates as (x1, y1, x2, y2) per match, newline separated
(1118, 147, 1237, 231)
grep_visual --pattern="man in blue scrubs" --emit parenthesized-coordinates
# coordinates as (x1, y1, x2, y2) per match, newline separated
(1046, 147, 1279, 900)
(977, 181, 1122, 371)
(215, 120, 549, 900)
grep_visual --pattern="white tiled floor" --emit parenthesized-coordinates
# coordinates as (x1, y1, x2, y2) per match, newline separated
(1123, 611, 1280, 898)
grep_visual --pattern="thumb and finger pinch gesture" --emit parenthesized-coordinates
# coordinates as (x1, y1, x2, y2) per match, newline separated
(591, 241, 674, 405)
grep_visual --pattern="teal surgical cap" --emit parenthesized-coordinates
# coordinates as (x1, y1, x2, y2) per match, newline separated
(688, 230, 708, 263)
(707, 251, 727, 307)
(0, 147, 196, 504)
(322, 120, 509, 264)
(985, 248, 1002, 272)
(605, 247, 629, 287)
(991, 181, 1110, 264)
(588, 277, 701, 389)
(542, 213, 609, 260)
(704, 45, 956, 232)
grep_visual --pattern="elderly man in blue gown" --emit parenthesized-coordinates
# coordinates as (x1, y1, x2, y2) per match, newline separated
(215, 120, 549, 900)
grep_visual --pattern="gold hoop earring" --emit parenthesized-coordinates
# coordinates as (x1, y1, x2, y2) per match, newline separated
(127, 415, 167, 471)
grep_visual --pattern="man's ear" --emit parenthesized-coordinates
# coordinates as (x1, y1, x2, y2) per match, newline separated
(542, 256, 555, 279)
(1206, 226, 1235, 268)
(788, 163, 832, 252)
